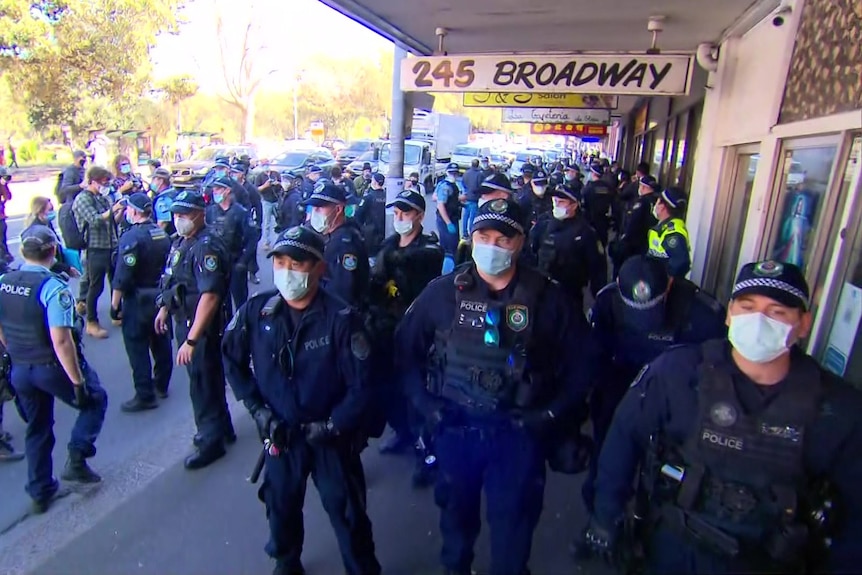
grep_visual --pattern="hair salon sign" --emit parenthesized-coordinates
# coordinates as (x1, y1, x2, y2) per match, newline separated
(401, 54, 693, 95)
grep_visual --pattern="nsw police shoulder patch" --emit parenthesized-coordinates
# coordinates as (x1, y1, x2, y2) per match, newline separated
(204, 254, 218, 272)
(666, 235, 679, 248)
(342, 254, 357, 271)
(506, 304, 528, 332)
(58, 290, 73, 310)
(350, 332, 370, 360)
(171, 250, 181, 266)
(124, 253, 137, 267)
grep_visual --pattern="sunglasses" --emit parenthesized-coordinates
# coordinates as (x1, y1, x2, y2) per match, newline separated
(471, 307, 501, 347)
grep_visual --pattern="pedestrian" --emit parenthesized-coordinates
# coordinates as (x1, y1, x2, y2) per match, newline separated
(223, 225, 381, 575)
(0, 225, 108, 513)
(354, 172, 387, 255)
(0, 167, 13, 260)
(7, 139, 19, 169)
(24, 196, 81, 278)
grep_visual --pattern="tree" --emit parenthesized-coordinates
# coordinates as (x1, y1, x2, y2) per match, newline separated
(157, 74, 198, 131)
(0, 0, 68, 68)
(213, 0, 274, 143)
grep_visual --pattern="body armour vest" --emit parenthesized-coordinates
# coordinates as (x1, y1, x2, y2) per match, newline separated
(658, 340, 822, 554)
(0, 270, 57, 364)
(433, 265, 547, 414)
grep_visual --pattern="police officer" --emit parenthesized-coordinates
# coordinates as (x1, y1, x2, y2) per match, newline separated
(355, 172, 387, 255)
(455, 173, 515, 266)
(155, 191, 234, 469)
(529, 184, 606, 308)
(369, 191, 444, 483)
(200, 157, 231, 202)
(234, 160, 262, 284)
(562, 164, 583, 200)
(575, 255, 726, 550)
(581, 163, 615, 247)
(585, 260, 862, 574)
(516, 163, 534, 192)
(305, 182, 368, 307)
(276, 171, 303, 233)
(110, 193, 173, 412)
(435, 162, 463, 274)
(151, 167, 177, 235)
(0, 226, 107, 512)
(206, 176, 254, 311)
(222, 226, 381, 575)
(648, 185, 691, 278)
(517, 169, 552, 231)
(300, 165, 323, 201)
(395, 198, 594, 575)
(610, 175, 659, 278)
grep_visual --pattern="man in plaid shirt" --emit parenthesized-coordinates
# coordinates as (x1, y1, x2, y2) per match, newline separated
(72, 166, 125, 338)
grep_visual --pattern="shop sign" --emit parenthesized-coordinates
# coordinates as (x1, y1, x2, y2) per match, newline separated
(530, 124, 609, 136)
(502, 108, 610, 124)
(463, 92, 618, 109)
(401, 54, 693, 95)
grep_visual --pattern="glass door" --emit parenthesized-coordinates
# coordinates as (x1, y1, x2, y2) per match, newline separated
(705, 145, 759, 304)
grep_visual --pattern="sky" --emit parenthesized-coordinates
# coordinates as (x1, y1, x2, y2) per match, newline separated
(149, 0, 393, 94)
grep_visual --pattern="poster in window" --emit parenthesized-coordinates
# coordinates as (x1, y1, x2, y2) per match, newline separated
(771, 190, 819, 269)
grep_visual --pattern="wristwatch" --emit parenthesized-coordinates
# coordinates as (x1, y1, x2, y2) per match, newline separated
(185, 338, 197, 347)
(325, 418, 338, 435)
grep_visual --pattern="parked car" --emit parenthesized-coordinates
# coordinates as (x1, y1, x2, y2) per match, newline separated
(255, 147, 337, 179)
(336, 139, 381, 167)
(346, 149, 379, 175)
(322, 139, 347, 153)
(171, 144, 258, 189)
(451, 143, 493, 169)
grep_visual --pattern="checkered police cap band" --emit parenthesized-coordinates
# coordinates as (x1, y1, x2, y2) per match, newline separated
(171, 200, 203, 211)
(308, 192, 340, 204)
(732, 278, 809, 307)
(393, 198, 424, 212)
(271, 238, 324, 261)
(620, 291, 666, 310)
(472, 212, 525, 235)
(481, 181, 511, 193)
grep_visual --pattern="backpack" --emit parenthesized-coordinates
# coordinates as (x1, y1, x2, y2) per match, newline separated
(59, 202, 87, 250)
(54, 171, 65, 203)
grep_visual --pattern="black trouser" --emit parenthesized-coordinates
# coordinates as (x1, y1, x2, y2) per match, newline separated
(0, 218, 8, 257)
(260, 435, 381, 575)
(121, 297, 173, 401)
(84, 248, 114, 322)
(175, 320, 233, 449)
(248, 228, 262, 275)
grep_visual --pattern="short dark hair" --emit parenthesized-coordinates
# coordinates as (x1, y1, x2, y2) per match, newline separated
(330, 165, 342, 178)
(86, 166, 113, 183)
(471, 159, 480, 168)
(636, 162, 650, 176)
(21, 242, 55, 262)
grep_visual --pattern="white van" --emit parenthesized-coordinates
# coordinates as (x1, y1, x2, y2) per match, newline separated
(451, 143, 492, 170)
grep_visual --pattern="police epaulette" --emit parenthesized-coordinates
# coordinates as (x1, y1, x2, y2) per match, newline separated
(261, 293, 282, 316)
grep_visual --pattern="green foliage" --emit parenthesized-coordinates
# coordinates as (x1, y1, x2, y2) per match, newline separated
(158, 75, 198, 104)
(0, 0, 69, 65)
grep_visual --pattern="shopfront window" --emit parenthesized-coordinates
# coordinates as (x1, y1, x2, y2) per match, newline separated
(768, 145, 839, 273)
(661, 116, 676, 185)
(651, 125, 666, 181)
(673, 112, 689, 186)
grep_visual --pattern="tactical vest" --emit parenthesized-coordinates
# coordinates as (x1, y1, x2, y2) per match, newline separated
(0, 270, 57, 364)
(655, 340, 823, 563)
(537, 217, 589, 287)
(648, 217, 689, 260)
(207, 205, 242, 259)
(163, 235, 205, 318)
(431, 266, 547, 414)
(444, 181, 461, 223)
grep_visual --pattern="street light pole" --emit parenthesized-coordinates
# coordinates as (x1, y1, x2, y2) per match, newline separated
(293, 70, 304, 140)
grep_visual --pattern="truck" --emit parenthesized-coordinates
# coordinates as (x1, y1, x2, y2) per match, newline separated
(378, 110, 471, 191)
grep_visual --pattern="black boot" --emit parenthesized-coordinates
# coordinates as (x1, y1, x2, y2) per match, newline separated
(31, 485, 72, 515)
(120, 396, 158, 413)
(272, 560, 305, 575)
(184, 443, 226, 470)
(412, 452, 437, 489)
(61, 451, 101, 483)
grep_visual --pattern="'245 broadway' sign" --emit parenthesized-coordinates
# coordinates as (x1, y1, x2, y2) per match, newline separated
(401, 54, 694, 96)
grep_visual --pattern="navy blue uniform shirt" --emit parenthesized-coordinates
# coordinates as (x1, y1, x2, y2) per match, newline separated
(322, 220, 369, 307)
(394, 264, 594, 421)
(112, 221, 172, 292)
(594, 342, 862, 572)
(222, 288, 372, 432)
(529, 213, 607, 300)
(205, 202, 254, 266)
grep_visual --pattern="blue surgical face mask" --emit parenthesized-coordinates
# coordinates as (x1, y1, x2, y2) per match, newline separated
(120, 164, 131, 175)
(214, 192, 225, 204)
(472, 242, 514, 276)
(125, 211, 135, 224)
(46, 210, 57, 222)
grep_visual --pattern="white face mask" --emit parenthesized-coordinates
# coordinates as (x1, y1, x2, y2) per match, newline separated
(99, 185, 112, 197)
(174, 216, 195, 237)
(472, 242, 514, 276)
(532, 185, 546, 197)
(446, 175, 456, 183)
(273, 268, 311, 301)
(393, 218, 414, 236)
(728, 312, 794, 363)
(552, 206, 569, 220)
(651, 204, 661, 220)
(310, 209, 329, 233)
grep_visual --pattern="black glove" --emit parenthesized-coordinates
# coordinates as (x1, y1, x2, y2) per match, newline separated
(423, 399, 450, 433)
(302, 419, 337, 444)
(109, 304, 122, 321)
(73, 383, 92, 409)
(251, 406, 277, 443)
(514, 409, 555, 435)
(583, 516, 620, 565)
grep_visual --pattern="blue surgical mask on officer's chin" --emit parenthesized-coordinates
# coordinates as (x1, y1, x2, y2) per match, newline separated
(472, 242, 514, 276)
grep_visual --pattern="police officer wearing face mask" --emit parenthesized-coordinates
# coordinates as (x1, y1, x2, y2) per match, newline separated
(610, 174, 660, 278)
(517, 163, 534, 192)
(369, 190, 444, 485)
(0, 226, 108, 513)
(517, 169, 552, 232)
(301, 165, 323, 202)
(110, 193, 173, 412)
(435, 163, 464, 275)
(455, 173, 514, 266)
(355, 172, 387, 255)
(201, 157, 232, 203)
(581, 163, 616, 248)
(395, 198, 594, 575)
(584, 260, 862, 574)
(305, 183, 368, 307)
(235, 162, 263, 285)
(151, 167, 178, 236)
(529, 185, 606, 309)
(222, 226, 381, 575)
(573, 255, 726, 557)
(206, 177, 254, 311)
(648, 186, 691, 279)
(155, 191, 234, 469)
(276, 171, 303, 233)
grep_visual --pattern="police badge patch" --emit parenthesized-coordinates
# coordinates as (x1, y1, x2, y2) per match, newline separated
(350, 332, 370, 360)
(204, 255, 218, 272)
(754, 260, 783, 278)
(58, 290, 73, 310)
(171, 250, 181, 266)
(286, 227, 302, 239)
(343, 254, 357, 271)
(710, 402, 737, 427)
(666, 236, 679, 248)
(124, 254, 137, 267)
(506, 304, 528, 332)
(632, 280, 651, 303)
(489, 199, 508, 213)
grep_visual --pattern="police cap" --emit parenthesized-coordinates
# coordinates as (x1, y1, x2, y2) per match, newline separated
(660, 186, 687, 209)
(386, 189, 425, 213)
(639, 175, 660, 193)
(267, 226, 325, 262)
(213, 158, 231, 169)
(521, 164, 534, 175)
(153, 167, 172, 180)
(21, 225, 58, 248)
(532, 170, 549, 184)
(732, 260, 809, 310)
(480, 173, 513, 195)
(590, 163, 603, 176)
(306, 165, 323, 174)
(169, 190, 207, 214)
(618, 255, 669, 310)
(565, 164, 580, 173)
(229, 163, 244, 174)
(124, 192, 152, 212)
(446, 162, 460, 174)
(212, 176, 233, 190)
(371, 172, 385, 185)
(550, 186, 579, 203)
(471, 198, 526, 238)
(304, 182, 351, 207)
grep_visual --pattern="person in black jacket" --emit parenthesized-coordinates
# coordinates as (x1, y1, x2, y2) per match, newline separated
(56, 151, 88, 206)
